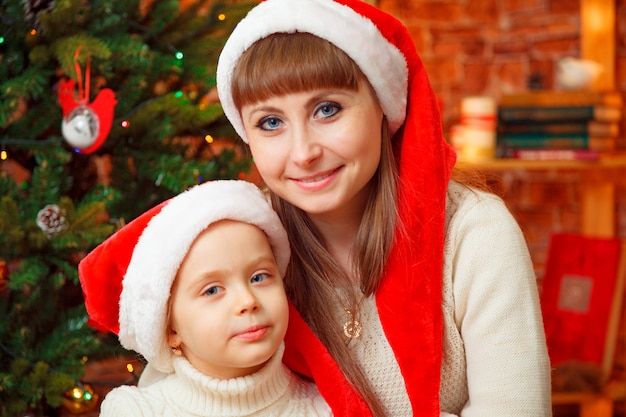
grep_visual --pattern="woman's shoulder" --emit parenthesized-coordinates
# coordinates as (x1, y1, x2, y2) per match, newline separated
(446, 180, 502, 208)
(445, 180, 523, 240)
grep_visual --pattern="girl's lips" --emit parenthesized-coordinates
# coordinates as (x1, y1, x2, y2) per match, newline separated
(292, 167, 341, 191)
(234, 325, 269, 341)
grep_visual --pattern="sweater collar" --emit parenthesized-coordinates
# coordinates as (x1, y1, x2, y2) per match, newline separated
(164, 342, 292, 415)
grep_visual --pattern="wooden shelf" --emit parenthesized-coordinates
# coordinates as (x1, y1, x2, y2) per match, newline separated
(455, 153, 626, 171)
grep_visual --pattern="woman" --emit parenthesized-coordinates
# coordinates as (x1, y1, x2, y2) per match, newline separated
(216, 0, 552, 416)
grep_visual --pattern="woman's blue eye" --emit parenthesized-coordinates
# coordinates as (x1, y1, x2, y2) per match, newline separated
(314, 102, 340, 119)
(203, 286, 222, 296)
(258, 116, 282, 131)
(251, 273, 268, 283)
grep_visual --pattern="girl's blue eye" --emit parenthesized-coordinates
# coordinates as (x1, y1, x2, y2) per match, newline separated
(251, 273, 268, 283)
(203, 286, 222, 296)
(257, 116, 282, 131)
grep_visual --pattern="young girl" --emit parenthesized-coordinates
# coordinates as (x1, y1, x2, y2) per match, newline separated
(78, 180, 331, 416)
(216, 0, 552, 416)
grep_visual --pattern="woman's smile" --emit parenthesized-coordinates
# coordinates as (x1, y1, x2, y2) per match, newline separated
(291, 167, 342, 189)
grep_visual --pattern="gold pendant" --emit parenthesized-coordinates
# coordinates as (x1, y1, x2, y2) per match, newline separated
(343, 309, 362, 339)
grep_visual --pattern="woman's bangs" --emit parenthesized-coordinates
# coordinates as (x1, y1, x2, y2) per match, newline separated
(232, 33, 362, 108)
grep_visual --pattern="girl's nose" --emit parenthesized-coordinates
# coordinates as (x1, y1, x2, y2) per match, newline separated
(237, 287, 260, 315)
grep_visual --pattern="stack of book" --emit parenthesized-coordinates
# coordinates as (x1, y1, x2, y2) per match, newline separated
(497, 90, 624, 160)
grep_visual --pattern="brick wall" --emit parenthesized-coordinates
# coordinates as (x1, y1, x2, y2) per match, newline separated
(378, 0, 626, 279)
(378, 0, 624, 131)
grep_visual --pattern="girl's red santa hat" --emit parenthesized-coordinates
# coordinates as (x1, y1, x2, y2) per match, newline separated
(78, 180, 290, 373)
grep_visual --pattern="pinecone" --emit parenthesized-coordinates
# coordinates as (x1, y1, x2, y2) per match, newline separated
(36, 204, 66, 236)
(22, 0, 56, 22)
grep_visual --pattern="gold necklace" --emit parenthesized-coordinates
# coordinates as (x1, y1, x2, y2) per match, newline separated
(343, 308, 363, 339)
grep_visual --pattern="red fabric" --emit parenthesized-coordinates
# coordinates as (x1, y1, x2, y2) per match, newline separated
(283, 304, 372, 415)
(78, 200, 169, 334)
(541, 233, 623, 367)
(282, 1, 457, 416)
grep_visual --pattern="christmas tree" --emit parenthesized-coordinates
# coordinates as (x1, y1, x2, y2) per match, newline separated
(0, 0, 255, 415)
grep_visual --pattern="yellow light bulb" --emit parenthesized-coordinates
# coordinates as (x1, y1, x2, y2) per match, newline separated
(71, 387, 83, 399)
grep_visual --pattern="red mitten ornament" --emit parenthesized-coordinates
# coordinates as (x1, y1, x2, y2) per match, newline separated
(58, 79, 116, 153)
(58, 47, 117, 154)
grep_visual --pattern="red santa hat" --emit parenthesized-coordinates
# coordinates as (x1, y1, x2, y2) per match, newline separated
(216, 0, 408, 143)
(216, 1, 457, 415)
(78, 180, 290, 373)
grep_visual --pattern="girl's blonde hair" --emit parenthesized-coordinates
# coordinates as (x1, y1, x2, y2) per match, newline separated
(232, 32, 398, 417)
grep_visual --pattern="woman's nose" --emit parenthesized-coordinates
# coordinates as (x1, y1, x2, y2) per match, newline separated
(290, 125, 322, 166)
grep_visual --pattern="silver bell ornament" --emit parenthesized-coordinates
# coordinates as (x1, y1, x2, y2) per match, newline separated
(61, 105, 100, 150)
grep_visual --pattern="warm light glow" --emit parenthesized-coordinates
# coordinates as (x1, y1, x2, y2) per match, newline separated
(121, 120, 130, 128)
(204, 134, 213, 144)
(71, 387, 82, 399)
(218, 14, 226, 21)
(1, 150, 7, 160)
(29, 29, 37, 36)
(587, 4, 605, 32)
(127, 363, 134, 373)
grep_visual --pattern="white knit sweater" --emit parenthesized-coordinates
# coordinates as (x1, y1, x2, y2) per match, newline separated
(100, 343, 331, 416)
(336, 181, 552, 416)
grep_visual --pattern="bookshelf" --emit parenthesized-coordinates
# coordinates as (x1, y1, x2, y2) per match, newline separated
(458, 2, 625, 416)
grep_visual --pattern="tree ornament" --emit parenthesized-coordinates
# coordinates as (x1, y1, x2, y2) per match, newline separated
(22, 0, 56, 23)
(63, 382, 98, 414)
(61, 105, 100, 149)
(58, 46, 117, 154)
(36, 204, 67, 237)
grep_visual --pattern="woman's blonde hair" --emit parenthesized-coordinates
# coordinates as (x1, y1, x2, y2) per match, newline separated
(232, 32, 399, 417)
